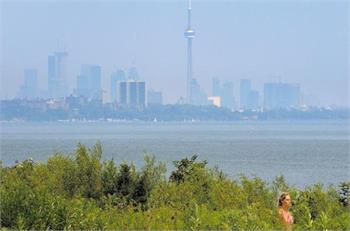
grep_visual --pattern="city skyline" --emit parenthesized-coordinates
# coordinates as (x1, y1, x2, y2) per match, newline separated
(1, 0, 348, 106)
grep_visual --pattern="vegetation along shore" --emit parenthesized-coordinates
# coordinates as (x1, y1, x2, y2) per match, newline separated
(1, 143, 349, 230)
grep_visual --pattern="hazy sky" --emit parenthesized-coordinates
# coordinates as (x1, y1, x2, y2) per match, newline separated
(1, 0, 348, 105)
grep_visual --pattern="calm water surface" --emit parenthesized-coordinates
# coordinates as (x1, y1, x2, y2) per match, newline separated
(1, 120, 349, 187)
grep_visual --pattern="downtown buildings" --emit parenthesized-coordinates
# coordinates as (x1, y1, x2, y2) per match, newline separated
(210, 78, 301, 111)
(240, 79, 259, 110)
(16, 48, 302, 111)
(110, 67, 149, 109)
(263, 82, 300, 110)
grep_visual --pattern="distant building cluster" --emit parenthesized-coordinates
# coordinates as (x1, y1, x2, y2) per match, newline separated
(180, 0, 301, 111)
(187, 77, 301, 111)
(16, 49, 303, 111)
(11, 0, 335, 113)
(16, 50, 163, 110)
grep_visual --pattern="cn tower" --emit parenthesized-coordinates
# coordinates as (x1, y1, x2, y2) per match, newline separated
(184, 0, 195, 104)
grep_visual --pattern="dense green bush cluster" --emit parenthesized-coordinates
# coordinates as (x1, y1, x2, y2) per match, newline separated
(1, 143, 349, 230)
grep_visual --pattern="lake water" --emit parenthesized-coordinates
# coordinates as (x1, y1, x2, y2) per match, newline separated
(1, 120, 349, 187)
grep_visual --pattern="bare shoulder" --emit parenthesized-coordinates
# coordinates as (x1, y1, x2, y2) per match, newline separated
(278, 208, 284, 216)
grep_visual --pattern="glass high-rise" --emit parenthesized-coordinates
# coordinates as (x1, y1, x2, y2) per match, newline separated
(264, 82, 300, 110)
(18, 69, 38, 99)
(110, 69, 126, 103)
(118, 81, 146, 108)
(240, 79, 251, 110)
(76, 65, 102, 100)
(212, 77, 221, 97)
(221, 81, 234, 109)
(48, 51, 68, 99)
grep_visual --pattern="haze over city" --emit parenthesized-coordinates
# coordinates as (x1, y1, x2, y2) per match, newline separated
(1, 0, 348, 106)
(1, 2, 350, 228)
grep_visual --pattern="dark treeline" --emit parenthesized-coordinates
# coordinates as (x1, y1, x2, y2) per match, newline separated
(1, 100, 349, 121)
(1, 143, 349, 229)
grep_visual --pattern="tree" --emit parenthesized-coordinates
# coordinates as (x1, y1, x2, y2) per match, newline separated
(101, 159, 118, 196)
(132, 173, 151, 209)
(75, 142, 102, 199)
(169, 155, 207, 184)
(116, 164, 134, 198)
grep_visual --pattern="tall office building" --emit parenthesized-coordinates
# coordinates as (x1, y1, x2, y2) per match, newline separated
(264, 82, 300, 110)
(18, 69, 38, 99)
(190, 79, 201, 105)
(110, 69, 126, 103)
(48, 51, 68, 98)
(119, 81, 146, 108)
(212, 77, 221, 97)
(221, 81, 234, 110)
(211, 78, 235, 110)
(184, 0, 195, 104)
(147, 90, 163, 106)
(76, 65, 102, 100)
(240, 79, 251, 110)
(190, 78, 208, 105)
(119, 82, 128, 105)
(240, 79, 260, 110)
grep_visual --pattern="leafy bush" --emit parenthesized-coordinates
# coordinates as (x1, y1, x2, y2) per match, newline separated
(1, 143, 349, 230)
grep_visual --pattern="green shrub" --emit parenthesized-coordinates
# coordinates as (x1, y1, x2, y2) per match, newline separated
(1, 143, 349, 230)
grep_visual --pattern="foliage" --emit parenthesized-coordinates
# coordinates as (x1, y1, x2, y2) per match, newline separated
(169, 155, 207, 184)
(1, 143, 349, 230)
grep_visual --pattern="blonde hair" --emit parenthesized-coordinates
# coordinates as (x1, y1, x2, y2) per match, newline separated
(278, 192, 290, 207)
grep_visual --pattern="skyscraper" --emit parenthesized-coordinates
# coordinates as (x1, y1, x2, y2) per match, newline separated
(18, 69, 38, 99)
(76, 65, 102, 100)
(211, 78, 235, 110)
(137, 82, 146, 107)
(118, 81, 146, 109)
(190, 78, 201, 105)
(221, 81, 234, 109)
(240, 79, 251, 110)
(190, 79, 208, 106)
(263, 82, 300, 110)
(212, 77, 221, 97)
(110, 69, 126, 103)
(184, 0, 195, 104)
(48, 51, 68, 99)
(120, 82, 127, 105)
